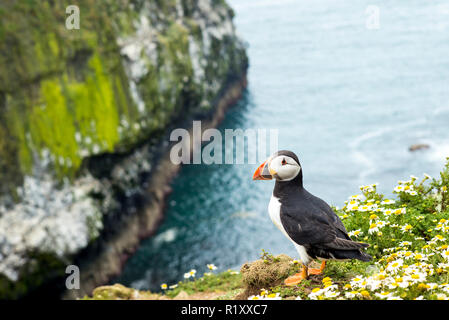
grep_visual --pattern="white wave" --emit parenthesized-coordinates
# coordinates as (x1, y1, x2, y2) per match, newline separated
(432, 106, 449, 116)
(352, 150, 376, 181)
(153, 228, 177, 245)
(349, 118, 427, 183)
(349, 118, 426, 149)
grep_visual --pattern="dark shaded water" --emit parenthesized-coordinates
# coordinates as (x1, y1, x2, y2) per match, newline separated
(114, 0, 449, 291)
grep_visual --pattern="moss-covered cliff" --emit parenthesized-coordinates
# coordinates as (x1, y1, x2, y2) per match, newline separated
(0, 0, 246, 192)
(0, 0, 247, 299)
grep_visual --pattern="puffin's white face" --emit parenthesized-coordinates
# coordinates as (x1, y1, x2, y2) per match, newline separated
(268, 155, 301, 181)
(253, 153, 301, 181)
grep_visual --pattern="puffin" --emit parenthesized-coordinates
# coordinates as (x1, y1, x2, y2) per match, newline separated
(253, 150, 372, 286)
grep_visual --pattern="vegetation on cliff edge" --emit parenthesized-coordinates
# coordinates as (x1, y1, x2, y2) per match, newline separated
(86, 158, 449, 300)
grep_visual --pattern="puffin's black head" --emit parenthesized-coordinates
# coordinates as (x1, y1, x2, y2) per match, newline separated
(252, 150, 302, 183)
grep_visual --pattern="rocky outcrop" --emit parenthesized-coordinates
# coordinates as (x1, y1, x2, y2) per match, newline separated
(409, 144, 430, 152)
(0, 0, 248, 299)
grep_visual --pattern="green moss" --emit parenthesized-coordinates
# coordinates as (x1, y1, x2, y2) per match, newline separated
(71, 54, 120, 152)
(4, 103, 32, 176)
(184, 18, 202, 41)
(270, 280, 313, 300)
(0, 111, 23, 196)
(28, 80, 79, 177)
(164, 270, 243, 299)
(322, 260, 371, 281)
(1, 49, 131, 180)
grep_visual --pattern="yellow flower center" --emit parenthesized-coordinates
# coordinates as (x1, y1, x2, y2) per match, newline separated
(417, 283, 429, 290)
(360, 291, 370, 298)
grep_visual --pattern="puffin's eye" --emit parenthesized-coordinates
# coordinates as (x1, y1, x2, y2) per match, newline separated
(281, 158, 287, 165)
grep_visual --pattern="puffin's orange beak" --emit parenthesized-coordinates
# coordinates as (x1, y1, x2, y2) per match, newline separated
(252, 160, 273, 180)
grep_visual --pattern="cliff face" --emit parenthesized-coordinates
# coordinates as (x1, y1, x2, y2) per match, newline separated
(0, 0, 248, 299)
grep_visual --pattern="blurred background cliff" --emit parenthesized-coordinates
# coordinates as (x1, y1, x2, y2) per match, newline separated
(0, 0, 248, 299)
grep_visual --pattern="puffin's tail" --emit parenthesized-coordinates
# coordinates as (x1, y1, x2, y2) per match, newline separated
(316, 238, 373, 262)
(355, 250, 372, 262)
(331, 249, 372, 262)
(352, 241, 372, 262)
(326, 239, 372, 261)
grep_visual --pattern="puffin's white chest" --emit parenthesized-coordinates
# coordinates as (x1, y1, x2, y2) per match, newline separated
(268, 194, 312, 265)
(268, 195, 285, 234)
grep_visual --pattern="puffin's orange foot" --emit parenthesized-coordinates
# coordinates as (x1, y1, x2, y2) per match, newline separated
(307, 269, 322, 275)
(308, 261, 326, 275)
(284, 267, 307, 286)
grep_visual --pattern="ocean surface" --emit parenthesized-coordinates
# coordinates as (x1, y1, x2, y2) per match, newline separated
(113, 0, 449, 291)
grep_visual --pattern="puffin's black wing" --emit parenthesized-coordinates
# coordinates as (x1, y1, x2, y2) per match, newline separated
(280, 209, 370, 262)
(280, 198, 370, 251)
(280, 206, 337, 245)
(306, 191, 352, 240)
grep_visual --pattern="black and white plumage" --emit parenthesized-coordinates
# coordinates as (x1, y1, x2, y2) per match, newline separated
(254, 150, 372, 268)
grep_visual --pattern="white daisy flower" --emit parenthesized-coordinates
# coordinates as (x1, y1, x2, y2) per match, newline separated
(207, 264, 217, 270)
(386, 259, 404, 273)
(400, 224, 413, 233)
(183, 269, 197, 279)
(348, 229, 362, 238)
(441, 250, 449, 260)
(375, 291, 394, 299)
